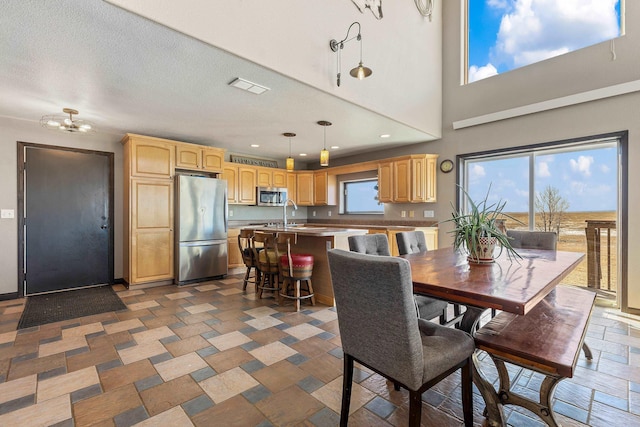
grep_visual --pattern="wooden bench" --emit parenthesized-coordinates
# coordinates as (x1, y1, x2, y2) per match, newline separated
(474, 286, 596, 427)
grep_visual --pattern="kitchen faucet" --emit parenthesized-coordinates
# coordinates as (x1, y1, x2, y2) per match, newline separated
(283, 199, 298, 228)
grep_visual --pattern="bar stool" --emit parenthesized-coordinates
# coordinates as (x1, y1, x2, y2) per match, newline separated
(252, 232, 281, 302)
(277, 232, 315, 312)
(238, 229, 261, 293)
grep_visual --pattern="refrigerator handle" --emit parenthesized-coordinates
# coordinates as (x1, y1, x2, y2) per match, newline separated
(224, 188, 228, 233)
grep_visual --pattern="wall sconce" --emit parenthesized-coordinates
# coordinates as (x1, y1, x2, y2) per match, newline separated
(284, 132, 295, 171)
(318, 120, 332, 167)
(329, 22, 372, 87)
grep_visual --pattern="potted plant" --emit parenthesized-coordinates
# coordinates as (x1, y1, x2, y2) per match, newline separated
(443, 185, 521, 263)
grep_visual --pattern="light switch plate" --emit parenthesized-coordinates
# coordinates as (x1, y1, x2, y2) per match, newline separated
(1, 209, 14, 219)
(423, 210, 434, 218)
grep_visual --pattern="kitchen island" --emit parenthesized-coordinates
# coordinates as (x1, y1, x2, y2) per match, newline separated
(241, 226, 367, 306)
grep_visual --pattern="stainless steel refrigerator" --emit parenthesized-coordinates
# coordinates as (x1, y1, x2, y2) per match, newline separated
(176, 175, 228, 285)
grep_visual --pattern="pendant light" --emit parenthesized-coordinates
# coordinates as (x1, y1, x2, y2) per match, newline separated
(329, 22, 372, 87)
(284, 132, 296, 171)
(318, 120, 332, 167)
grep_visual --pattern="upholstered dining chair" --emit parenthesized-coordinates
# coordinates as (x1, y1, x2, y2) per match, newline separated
(395, 231, 450, 324)
(348, 233, 391, 256)
(327, 249, 474, 427)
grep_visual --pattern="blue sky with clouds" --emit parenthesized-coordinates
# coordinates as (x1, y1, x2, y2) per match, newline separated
(468, 0, 621, 82)
(466, 145, 618, 212)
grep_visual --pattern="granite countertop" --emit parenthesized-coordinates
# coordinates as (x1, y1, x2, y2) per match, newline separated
(228, 220, 438, 230)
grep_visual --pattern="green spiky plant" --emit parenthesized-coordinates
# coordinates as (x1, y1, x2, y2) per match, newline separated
(443, 185, 522, 262)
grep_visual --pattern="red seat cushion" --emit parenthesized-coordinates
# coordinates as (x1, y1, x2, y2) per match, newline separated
(279, 254, 314, 267)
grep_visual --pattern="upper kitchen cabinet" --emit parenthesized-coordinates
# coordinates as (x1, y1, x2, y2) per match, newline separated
(256, 167, 287, 188)
(286, 172, 297, 203)
(221, 164, 238, 204)
(377, 160, 393, 203)
(222, 162, 257, 205)
(313, 170, 337, 206)
(380, 154, 438, 203)
(176, 144, 224, 173)
(296, 172, 314, 206)
(123, 134, 175, 179)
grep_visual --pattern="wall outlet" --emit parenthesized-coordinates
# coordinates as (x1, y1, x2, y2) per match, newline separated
(1, 209, 14, 219)
(423, 210, 435, 218)
(312, 211, 316, 217)
(228, 209, 233, 217)
(409, 210, 415, 218)
(401, 210, 406, 218)
(291, 211, 295, 217)
(328, 210, 332, 217)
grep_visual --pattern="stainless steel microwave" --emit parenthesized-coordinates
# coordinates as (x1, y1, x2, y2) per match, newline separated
(256, 187, 288, 206)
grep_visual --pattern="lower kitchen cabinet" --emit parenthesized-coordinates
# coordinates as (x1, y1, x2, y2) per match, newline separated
(227, 228, 243, 269)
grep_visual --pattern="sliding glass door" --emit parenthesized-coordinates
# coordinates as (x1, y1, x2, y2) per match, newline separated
(461, 134, 623, 307)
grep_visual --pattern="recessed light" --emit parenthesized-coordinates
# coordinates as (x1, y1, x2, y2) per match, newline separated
(380, 134, 391, 138)
(251, 144, 260, 148)
(299, 153, 307, 157)
(330, 146, 339, 149)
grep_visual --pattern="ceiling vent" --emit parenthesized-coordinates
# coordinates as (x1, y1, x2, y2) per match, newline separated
(229, 78, 270, 95)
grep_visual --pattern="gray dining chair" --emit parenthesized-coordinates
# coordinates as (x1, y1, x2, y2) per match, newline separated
(348, 233, 391, 255)
(506, 229, 593, 360)
(395, 231, 449, 324)
(327, 249, 474, 427)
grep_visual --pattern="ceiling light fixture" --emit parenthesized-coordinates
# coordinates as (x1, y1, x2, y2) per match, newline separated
(318, 120, 332, 167)
(229, 77, 270, 95)
(329, 22, 372, 87)
(40, 108, 95, 133)
(284, 132, 296, 171)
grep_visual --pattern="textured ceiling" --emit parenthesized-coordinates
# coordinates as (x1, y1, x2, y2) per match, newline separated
(0, 0, 436, 164)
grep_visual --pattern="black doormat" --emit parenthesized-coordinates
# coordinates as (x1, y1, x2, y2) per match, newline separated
(17, 285, 128, 330)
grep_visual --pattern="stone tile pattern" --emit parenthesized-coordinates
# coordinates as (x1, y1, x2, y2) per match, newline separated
(0, 278, 638, 426)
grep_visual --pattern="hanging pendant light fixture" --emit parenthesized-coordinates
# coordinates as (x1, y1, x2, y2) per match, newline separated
(318, 120, 332, 167)
(40, 108, 95, 133)
(329, 22, 373, 87)
(284, 132, 296, 171)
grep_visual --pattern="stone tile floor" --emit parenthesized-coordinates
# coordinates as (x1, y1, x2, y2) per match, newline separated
(0, 275, 638, 426)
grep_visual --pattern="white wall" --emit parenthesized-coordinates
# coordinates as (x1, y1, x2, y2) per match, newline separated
(104, 0, 443, 137)
(0, 117, 123, 295)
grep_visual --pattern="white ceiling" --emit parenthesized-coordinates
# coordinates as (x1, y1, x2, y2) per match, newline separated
(0, 0, 437, 164)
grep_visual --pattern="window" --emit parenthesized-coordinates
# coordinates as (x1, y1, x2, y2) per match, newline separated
(460, 133, 624, 302)
(466, 0, 623, 83)
(343, 179, 384, 214)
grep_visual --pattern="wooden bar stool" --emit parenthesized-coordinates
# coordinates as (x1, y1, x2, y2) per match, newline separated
(252, 232, 281, 303)
(238, 229, 261, 293)
(277, 232, 315, 312)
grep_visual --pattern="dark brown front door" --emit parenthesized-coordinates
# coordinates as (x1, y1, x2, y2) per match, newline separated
(20, 144, 113, 295)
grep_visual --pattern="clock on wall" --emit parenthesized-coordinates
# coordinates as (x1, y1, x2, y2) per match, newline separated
(440, 159, 454, 173)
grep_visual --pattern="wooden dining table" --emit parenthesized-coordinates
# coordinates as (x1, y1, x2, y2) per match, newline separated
(401, 247, 586, 426)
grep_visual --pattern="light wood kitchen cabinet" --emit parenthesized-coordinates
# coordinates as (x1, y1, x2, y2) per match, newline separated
(377, 160, 393, 203)
(256, 167, 287, 188)
(286, 172, 297, 203)
(296, 172, 314, 206)
(238, 167, 257, 204)
(124, 134, 175, 179)
(227, 228, 243, 269)
(221, 164, 238, 204)
(380, 154, 438, 203)
(127, 178, 174, 286)
(272, 170, 287, 188)
(176, 144, 224, 173)
(313, 170, 337, 206)
(256, 167, 271, 187)
(201, 147, 224, 172)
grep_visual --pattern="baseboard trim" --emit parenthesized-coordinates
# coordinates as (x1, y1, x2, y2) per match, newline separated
(0, 292, 20, 301)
